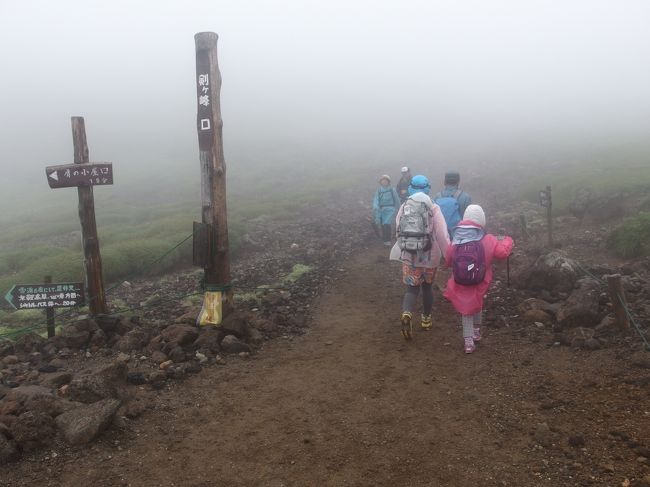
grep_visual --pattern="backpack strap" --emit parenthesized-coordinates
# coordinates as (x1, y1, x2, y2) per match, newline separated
(453, 189, 462, 199)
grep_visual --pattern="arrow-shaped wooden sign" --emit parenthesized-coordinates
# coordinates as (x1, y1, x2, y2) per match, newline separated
(45, 162, 113, 189)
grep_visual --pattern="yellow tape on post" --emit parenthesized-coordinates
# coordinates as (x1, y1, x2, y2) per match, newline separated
(198, 291, 223, 327)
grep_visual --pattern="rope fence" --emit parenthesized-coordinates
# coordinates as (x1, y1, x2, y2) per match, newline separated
(0, 230, 294, 340)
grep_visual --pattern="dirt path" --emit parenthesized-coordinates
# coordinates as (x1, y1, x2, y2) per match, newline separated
(3, 244, 650, 486)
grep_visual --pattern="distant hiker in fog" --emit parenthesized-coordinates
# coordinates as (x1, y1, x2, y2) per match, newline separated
(396, 166, 412, 203)
(444, 205, 513, 354)
(434, 171, 472, 238)
(390, 175, 450, 340)
(373, 175, 400, 247)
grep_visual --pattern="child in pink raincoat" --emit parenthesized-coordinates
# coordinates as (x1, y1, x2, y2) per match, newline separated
(444, 204, 514, 353)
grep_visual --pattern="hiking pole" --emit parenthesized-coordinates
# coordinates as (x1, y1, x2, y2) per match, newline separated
(369, 216, 380, 238)
(498, 230, 510, 288)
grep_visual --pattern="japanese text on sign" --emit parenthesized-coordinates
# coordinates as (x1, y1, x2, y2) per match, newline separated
(539, 190, 551, 208)
(5, 282, 85, 310)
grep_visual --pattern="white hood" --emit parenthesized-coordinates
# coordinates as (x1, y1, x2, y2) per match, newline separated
(408, 192, 434, 209)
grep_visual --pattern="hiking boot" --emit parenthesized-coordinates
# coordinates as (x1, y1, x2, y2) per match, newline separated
(473, 326, 482, 341)
(464, 337, 476, 354)
(420, 314, 432, 330)
(400, 312, 413, 340)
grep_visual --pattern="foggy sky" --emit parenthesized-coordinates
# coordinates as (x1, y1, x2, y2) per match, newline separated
(1, 0, 650, 185)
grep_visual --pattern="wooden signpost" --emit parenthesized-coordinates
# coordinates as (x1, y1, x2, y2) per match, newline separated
(44, 117, 111, 316)
(4, 279, 85, 338)
(539, 185, 553, 247)
(194, 32, 233, 324)
(45, 162, 113, 189)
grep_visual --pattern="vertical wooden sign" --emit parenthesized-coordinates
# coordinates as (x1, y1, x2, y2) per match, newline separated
(194, 32, 233, 317)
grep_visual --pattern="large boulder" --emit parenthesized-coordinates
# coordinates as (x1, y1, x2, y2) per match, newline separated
(6, 385, 62, 418)
(161, 324, 198, 348)
(41, 371, 73, 389)
(6, 385, 53, 406)
(220, 312, 251, 339)
(66, 361, 127, 403)
(114, 329, 148, 353)
(13, 333, 46, 355)
(0, 433, 19, 465)
(10, 411, 56, 451)
(557, 278, 602, 328)
(220, 335, 251, 354)
(88, 328, 108, 348)
(518, 251, 583, 293)
(193, 328, 223, 354)
(0, 340, 15, 358)
(55, 398, 121, 445)
(59, 324, 90, 350)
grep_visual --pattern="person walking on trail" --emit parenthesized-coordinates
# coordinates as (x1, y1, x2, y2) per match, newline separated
(390, 175, 450, 340)
(444, 204, 514, 354)
(434, 171, 472, 238)
(396, 166, 412, 203)
(373, 175, 400, 247)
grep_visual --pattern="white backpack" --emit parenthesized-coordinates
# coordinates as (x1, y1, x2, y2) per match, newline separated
(398, 199, 432, 252)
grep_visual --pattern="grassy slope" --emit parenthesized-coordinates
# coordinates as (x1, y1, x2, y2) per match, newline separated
(0, 153, 378, 307)
(519, 141, 650, 212)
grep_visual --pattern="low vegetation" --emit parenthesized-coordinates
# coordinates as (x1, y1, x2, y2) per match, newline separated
(520, 142, 650, 212)
(608, 212, 650, 258)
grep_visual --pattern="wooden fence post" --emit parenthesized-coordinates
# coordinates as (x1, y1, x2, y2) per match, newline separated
(44, 275, 55, 338)
(546, 185, 553, 248)
(606, 274, 629, 330)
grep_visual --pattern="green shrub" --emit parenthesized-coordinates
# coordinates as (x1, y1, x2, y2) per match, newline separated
(608, 212, 650, 258)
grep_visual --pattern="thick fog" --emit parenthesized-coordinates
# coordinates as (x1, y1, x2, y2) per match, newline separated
(1, 0, 650, 188)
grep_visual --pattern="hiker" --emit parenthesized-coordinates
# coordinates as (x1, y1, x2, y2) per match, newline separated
(390, 175, 450, 339)
(373, 175, 400, 247)
(434, 171, 472, 238)
(444, 205, 514, 354)
(396, 166, 412, 203)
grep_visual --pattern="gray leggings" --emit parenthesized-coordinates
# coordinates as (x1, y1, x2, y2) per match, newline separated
(403, 283, 433, 316)
(462, 312, 483, 337)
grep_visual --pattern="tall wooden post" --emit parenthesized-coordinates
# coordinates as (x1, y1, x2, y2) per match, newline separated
(194, 32, 233, 314)
(44, 275, 55, 338)
(606, 274, 629, 330)
(546, 185, 553, 248)
(72, 117, 107, 315)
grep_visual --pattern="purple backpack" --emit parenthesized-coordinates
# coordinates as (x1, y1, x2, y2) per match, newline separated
(452, 240, 486, 285)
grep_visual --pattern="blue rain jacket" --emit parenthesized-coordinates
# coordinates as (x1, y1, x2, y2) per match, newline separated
(373, 186, 400, 225)
(435, 185, 472, 219)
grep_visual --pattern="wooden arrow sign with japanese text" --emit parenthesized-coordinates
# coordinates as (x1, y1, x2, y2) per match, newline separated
(45, 162, 113, 189)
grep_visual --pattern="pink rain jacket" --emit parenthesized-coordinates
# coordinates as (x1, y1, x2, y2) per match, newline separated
(444, 220, 514, 315)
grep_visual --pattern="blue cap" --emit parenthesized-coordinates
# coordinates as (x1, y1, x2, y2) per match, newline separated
(408, 175, 431, 196)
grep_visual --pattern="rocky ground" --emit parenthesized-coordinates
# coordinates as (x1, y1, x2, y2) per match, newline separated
(0, 185, 649, 486)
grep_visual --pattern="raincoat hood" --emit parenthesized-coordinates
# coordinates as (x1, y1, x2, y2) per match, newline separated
(408, 191, 434, 209)
(463, 204, 486, 227)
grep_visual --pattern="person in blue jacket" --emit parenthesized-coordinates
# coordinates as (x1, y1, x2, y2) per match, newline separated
(433, 171, 472, 238)
(373, 175, 400, 246)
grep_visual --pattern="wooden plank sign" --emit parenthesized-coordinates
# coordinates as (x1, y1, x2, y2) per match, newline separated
(539, 189, 551, 208)
(4, 282, 85, 310)
(45, 162, 113, 189)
